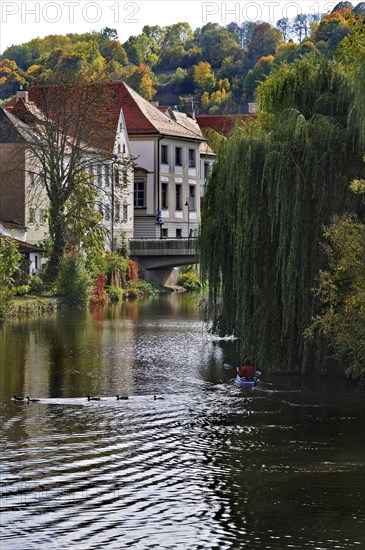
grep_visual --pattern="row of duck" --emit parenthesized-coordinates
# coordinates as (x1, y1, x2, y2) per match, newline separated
(11, 394, 165, 402)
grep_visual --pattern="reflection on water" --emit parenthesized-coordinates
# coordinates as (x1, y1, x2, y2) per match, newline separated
(1, 293, 364, 549)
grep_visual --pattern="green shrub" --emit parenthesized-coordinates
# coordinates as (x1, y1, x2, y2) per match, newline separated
(56, 252, 93, 306)
(14, 285, 30, 296)
(28, 274, 44, 294)
(106, 285, 125, 303)
(177, 270, 201, 291)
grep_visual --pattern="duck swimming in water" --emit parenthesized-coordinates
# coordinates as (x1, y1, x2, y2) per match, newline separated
(116, 395, 129, 400)
(26, 396, 40, 402)
(12, 395, 24, 401)
(154, 395, 165, 400)
(87, 395, 101, 401)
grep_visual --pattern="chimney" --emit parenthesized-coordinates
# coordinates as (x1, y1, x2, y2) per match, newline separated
(248, 102, 258, 114)
(150, 100, 159, 107)
(16, 85, 29, 103)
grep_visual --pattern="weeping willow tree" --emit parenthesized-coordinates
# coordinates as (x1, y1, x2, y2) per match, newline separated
(199, 52, 365, 372)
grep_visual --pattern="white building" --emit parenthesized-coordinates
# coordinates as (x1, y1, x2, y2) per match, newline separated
(2, 89, 135, 252)
(98, 83, 208, 239)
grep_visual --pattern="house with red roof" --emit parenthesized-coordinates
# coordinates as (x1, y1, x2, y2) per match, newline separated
(96, 82, 207, 239)
(2, 87, 134, 250)
(2, 82, 212, 263)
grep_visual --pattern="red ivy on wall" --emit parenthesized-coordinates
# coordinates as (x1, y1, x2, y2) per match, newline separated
(126, 259, 139, 283)
(90, 273, 107, 306)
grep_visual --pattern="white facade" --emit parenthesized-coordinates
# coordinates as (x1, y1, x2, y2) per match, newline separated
(22, 108, 134, 252)
(130, 132, 203, 239)
(92, 109, 134, 251)
(25, 157, 49, 244)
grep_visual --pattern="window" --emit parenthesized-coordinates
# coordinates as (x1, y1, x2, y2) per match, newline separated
(29, 207, 35, 223)
(175, 184, 181, 210)
(105, 206, 110, 221)
(123, 169, 128, 187)
(114, 165, 120, 186)
(176, 228, 182, 238)
(134, 180, 145, 207)
(189, 185, 196, 211)
(39, 209, 46, 224)
(123, 203, 128, 223)
(175, 147, 182, 166)
(35, 255, 38, 270)
(29, 172, 36, 187)
(162, 228, 168, 238)
(161, 145, 168, 164)
(188, 149, 195, 167)
(115, 203, 120, 223)
(162, 183, 168, 209)
(97, 165, 103, 187)
(104, 164, 110, 187)
(204, 162, 210, 180)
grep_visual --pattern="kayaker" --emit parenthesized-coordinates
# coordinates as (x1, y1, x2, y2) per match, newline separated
(237, 358, 255, 380)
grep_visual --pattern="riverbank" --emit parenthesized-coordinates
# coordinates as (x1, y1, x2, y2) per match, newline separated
(7, 296, 61, 317)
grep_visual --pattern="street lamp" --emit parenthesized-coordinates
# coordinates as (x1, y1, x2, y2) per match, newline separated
(185, 199, 190, 238)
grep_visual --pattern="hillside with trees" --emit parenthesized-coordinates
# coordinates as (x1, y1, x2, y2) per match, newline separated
(1, 3, 364, 113)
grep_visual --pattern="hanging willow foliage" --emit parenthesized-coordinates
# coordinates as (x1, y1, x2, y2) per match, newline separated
(199, 53, 365, 373)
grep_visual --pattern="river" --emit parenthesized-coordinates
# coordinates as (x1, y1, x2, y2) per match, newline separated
(0, 293, 364, 549)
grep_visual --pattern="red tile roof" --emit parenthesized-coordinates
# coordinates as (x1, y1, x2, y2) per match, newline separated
(196, 114, 256, 137)
(107, 82, 204, 140)
(6, 82, 205, 153)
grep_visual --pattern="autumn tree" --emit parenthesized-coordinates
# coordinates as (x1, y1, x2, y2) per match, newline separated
(10, 82, 118, 273)
(246, 23, 282, 69)
(0, 59, 26, 98)
(193, 61, 215, 96)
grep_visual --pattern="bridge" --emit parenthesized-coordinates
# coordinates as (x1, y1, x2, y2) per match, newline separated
(129, 238, 198, 286)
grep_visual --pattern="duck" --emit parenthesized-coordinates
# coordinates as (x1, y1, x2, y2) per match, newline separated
(12, 395, 24, 401)
(26, 396, 40, 402)
(154, 395, 165, 400)
(116, 395, 129, 400)
(87, 395, 101, 401)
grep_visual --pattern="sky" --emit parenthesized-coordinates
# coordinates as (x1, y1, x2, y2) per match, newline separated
(0, 1, 345, 53)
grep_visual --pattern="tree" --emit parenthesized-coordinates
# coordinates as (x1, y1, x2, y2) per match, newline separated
(292, 14, 310, 42)
(62, 171, 106, 256)
(193, 61, 215, 95)
(0, 236, 22, 317)
(123, 34, 159, 67)
(162, 23, 194, 47)
(198, 23, 239, 67)
(14, 82, 117, 274)
(124, 65, 157, 100)
(246, 23, 282, 69)
(243, 55, 274, 102)
(56, 251, 93, 306)
(0, 59, 26, 98)
(276, 18, 291, 41)
(307, 215, 365, 380)
(199, 54, 365, 372)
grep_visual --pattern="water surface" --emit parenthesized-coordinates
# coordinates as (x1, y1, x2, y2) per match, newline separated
(1, 294, 364, 549)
